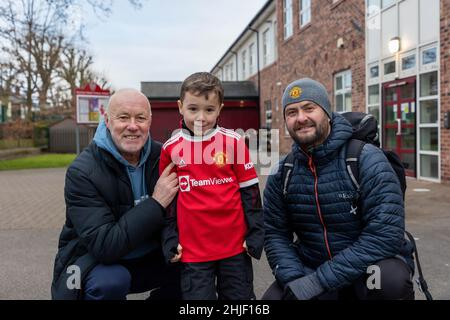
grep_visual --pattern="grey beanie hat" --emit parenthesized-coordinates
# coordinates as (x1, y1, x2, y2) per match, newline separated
(282, 78, 332, 118)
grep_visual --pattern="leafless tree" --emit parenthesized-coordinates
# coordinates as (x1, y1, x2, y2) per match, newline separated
(0, 0, 145, 120)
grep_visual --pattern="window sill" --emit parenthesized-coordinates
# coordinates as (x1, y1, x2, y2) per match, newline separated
(330, 0, 345, 10)
(282, 35, 294, 46)
(297, 22, 312, 35)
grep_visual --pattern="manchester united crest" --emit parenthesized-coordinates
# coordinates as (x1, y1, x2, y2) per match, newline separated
(213, 152, 227, 168)
(289, 86, 302, 99)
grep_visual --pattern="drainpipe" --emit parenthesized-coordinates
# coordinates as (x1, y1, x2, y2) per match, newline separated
(249, 28, 261, 93)
(249, 27, 261, 130)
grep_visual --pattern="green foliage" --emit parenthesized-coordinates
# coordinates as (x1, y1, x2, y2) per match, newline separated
(0, 154, 76, 170)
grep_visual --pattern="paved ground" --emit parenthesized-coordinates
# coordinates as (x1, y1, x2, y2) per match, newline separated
(0, 167, 449, 300)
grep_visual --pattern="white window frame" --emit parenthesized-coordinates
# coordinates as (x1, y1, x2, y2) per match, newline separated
(417, 69, 440, 182)
(283, 0, 293, 40)
(249, 43, 255, 75)
(400, 50, 417, 78)
(368, 62, 380, 85)
(382, 56, 396, 82)
(334, 70, 352, 113)
(367, 83, 381, 142)
(299, 0, 311, 28)
(381, 0, 396, 10)
(229, 61, 234, 81)
(420, 43, 439, 73)
(366, 0, 381, 17)
(262, 28, 270, 67)
(241, 50, 247, 79)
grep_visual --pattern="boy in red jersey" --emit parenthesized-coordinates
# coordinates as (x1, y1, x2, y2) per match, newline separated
(159, 72, 264, 300)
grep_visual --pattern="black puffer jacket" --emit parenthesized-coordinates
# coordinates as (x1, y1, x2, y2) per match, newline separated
(51, 141, 164, 299)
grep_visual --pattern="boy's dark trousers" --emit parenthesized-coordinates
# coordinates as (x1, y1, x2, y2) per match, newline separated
(181, 252, 256, 300)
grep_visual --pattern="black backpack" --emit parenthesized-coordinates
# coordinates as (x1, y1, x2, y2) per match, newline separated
(280, 111, 432, 300)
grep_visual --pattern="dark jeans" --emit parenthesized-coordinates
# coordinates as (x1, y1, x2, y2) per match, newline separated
(181, 252, 255, 300)
(83, 249, 181, 300)
(262, 258, 414, 300)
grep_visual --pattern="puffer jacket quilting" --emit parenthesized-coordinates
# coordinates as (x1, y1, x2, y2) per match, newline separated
(264, 113, 405, 291)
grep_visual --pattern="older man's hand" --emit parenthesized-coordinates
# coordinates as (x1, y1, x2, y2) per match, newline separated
(152, 163, 178, 208)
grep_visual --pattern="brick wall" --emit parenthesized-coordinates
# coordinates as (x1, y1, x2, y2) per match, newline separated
(441, 0, 450, 183)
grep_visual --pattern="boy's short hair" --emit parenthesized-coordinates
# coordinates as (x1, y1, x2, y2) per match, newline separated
(180, 72, 224, 104)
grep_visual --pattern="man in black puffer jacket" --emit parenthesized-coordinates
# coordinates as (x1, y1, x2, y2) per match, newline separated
(51, 89, 180, 300)
(262, 78, 414, 300)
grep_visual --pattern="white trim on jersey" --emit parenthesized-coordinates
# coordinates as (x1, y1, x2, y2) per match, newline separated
(181, 127, 220, 142)
(163, 131, 183, 149)
(239, 177, 259, 188)
(219, 128, 241, 141)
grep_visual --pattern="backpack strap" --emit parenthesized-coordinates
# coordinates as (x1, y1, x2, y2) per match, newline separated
(345, 139, 366, 192)
(404, 231, 433, 300)
(282, 152, 295, 198)
(345, 139, 366, 212)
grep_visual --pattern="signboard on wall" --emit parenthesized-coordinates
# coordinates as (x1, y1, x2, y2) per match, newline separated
(75, 83, 110, 124)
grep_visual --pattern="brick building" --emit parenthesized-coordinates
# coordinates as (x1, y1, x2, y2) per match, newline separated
(212, 0, 450, 183)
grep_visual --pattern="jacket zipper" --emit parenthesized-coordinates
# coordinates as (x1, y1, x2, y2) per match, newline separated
(308, 156, 333, 260)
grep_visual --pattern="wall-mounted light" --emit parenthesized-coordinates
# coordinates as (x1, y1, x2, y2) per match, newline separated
(389, 37, 401, 54)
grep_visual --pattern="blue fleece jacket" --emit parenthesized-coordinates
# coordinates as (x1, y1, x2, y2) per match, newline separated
(93, 119, 155, 259)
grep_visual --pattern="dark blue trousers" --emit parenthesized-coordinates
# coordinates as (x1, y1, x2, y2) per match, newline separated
(262, 258, 414, 300)
(83, 249, 181, 300)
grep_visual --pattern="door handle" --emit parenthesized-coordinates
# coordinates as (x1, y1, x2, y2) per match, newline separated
(396, 118, 402, 136)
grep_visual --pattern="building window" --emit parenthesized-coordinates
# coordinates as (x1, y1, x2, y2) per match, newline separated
(223, 65, 228, 81)
(243, 52, 247, 79)
(369, 63, 379, 80)
(230, 62, 234, 81)
(418, 70, 439, 180)
(283, 0, 293, 39)
(402, 54, 416, 71)
(382, 0, 395, 9)
(422, 47, 437, 65)
(299, 0, 311, 27)
(420, 45, 438, 72)
(366, 0, 380, 17)
(249, 43, 255, 75)
(334, 70, 352, 113)
(383, 60, 396, 76)
(262, 29, 270, 66)
(420, 71, 438, 98)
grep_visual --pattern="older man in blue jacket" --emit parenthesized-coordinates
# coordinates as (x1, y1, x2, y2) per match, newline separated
(262, 78, 414, 300)
(51, 89, 180, 300)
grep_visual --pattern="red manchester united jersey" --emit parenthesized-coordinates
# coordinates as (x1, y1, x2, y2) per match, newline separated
(159, 127, 259, 262)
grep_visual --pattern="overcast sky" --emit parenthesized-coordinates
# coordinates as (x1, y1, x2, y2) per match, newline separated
(84, 0, 268, 90)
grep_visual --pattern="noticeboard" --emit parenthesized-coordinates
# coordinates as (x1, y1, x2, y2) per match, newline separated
(75, 83, 111, 124)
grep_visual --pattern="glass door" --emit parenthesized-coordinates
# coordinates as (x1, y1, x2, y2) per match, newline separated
(382, 77, 417, 177)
